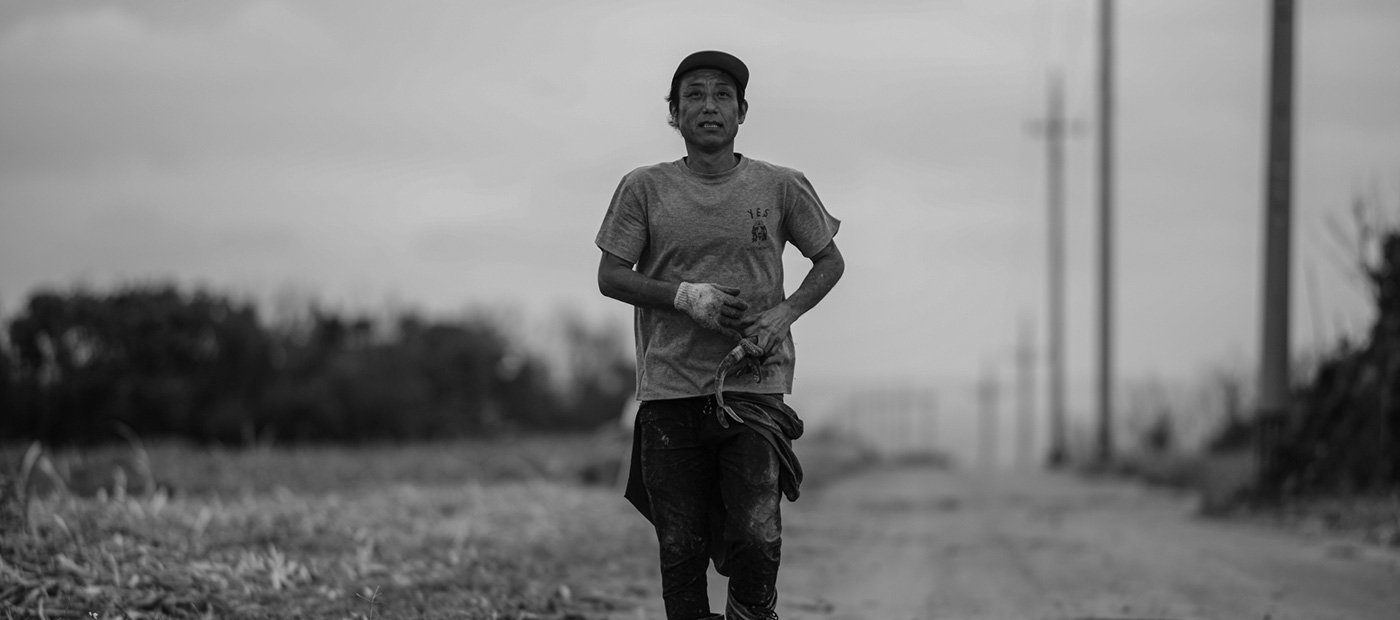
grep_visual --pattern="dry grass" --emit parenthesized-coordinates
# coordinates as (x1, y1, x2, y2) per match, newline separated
(0, 433, 633, 500)
(0, 426, 876, 619)
(3, 478, 654, 618)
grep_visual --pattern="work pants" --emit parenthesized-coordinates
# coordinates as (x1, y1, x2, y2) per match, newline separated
(637, 395, 782, 620)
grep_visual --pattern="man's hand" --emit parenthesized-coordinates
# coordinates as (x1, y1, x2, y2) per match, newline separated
(738, 240, 844, 364)
(674, 282, 749, 337)
(741, 303, 799, 362)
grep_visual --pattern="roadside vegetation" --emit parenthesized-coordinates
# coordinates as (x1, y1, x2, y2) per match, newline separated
(1111, 193, 1400, 548)
(1, 432, 648, 619)
(0, 428, 876, 619)
(0, 281, 880, 617)
(1264, 198, 1400, 496)
(1, 284, 634, 446)
(1242, 195, 1400, 546)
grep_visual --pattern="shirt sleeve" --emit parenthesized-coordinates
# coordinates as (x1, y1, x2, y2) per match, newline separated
(783, 173, 841, 258)
(595, 173, 649, 264)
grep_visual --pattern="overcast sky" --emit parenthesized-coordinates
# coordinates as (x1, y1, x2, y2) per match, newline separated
(2, 0, 1398, 421)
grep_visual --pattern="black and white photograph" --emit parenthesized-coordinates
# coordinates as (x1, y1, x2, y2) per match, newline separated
(2, 1, 1398, 618)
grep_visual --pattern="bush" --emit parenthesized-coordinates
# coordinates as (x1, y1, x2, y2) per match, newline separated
(0, 284, 634, 445)
(1261, 206, 1400, 493)
(4, 286, 273, 443)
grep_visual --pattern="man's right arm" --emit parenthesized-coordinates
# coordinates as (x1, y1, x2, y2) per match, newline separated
(597, 250, 749, 337)
(598, 250, 679, 309)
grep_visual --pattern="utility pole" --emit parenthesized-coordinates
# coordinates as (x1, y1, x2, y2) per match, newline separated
(978, 364, 1001, 470)
(1257, 0, 1295, 487)
(1030, 71, 1076, 468)
(1095, 0, 1117, 466)
(924, 390, 939, 455)
(1016, 317, 1037, 470)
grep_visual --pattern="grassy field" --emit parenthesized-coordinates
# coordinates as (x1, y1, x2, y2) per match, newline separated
(0, 426, 877, 619)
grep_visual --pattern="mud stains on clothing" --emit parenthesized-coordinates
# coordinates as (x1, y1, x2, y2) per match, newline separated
(626, 394, 801, 620)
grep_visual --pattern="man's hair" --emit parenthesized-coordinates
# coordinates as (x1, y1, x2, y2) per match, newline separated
(665, 71, 747, 130)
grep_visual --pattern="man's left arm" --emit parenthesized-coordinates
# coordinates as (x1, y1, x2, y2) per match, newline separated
(742, 239, 844, 356)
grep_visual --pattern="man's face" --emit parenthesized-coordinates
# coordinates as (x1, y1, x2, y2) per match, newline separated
(673, 68, 747, 152)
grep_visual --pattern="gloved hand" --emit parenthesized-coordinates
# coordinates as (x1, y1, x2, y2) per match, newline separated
(674, 282, 748, 336)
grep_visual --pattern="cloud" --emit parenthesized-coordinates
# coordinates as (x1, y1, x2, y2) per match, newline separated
(0, 2, 334, 77)
(0, 3, 348, 177)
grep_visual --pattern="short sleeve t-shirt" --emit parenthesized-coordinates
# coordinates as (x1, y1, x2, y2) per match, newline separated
(595, 155, 841, 401)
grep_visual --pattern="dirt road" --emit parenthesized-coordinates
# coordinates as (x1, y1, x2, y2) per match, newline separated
(677, 465, 1400, 620)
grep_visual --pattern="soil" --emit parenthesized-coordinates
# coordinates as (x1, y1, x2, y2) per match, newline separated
(614, 464, 1400, 620)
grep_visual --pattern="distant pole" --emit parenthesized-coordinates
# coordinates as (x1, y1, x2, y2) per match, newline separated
(1031, 71, 1073, 468)
(905, 387, 917, 454)
(907, 389, 918, 456)
(978, 364, 1001, 470)
(1257, 0, 1295, 484)
(925, 390, 939, 453)
(1095, 0, 1117, 466)
(1016, 317, 1037, 470)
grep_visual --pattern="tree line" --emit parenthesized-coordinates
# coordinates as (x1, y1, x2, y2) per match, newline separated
(0, 284, 634, 445)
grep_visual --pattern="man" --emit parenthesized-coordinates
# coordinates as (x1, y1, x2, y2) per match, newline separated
(596, 50, 843, 620)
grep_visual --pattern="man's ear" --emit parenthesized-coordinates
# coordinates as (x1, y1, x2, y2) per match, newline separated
(738, 101, 748, 124)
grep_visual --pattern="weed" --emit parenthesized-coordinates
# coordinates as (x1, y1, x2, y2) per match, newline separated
(355, 586, 381, 620)
(113, 422, 155, 497)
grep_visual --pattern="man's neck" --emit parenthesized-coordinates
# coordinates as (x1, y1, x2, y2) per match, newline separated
(683, 145, 740, 175)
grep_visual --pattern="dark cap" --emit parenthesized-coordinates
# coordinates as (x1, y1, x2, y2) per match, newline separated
(670, 50, 748, 96)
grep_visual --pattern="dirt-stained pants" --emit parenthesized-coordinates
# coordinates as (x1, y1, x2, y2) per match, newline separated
(637, 396, 782, 620)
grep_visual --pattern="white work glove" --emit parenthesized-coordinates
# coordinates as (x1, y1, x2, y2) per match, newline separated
(673, 282, 747, 335)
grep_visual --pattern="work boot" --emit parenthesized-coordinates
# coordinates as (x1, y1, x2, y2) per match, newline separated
(725, 600, 777, 620)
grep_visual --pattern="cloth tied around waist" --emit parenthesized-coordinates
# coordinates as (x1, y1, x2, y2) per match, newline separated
(624, 391, 805, 525)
